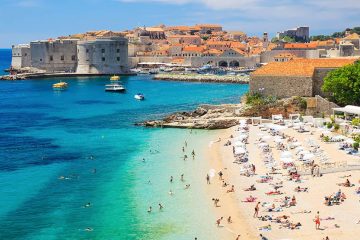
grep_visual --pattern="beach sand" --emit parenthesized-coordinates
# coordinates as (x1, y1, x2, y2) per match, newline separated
(206, 125, 360, 240)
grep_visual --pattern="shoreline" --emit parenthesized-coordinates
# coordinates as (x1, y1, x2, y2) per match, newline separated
(0, 72, 136, 80)
(153, 73, 249, 84)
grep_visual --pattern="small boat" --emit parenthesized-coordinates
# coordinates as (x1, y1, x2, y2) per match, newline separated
(149, 69, 159, 74)
(110, 75, 120, 81)
(53, 81, 68, 90)
(105, 83, 125, 92)
(134, 93, 145, 100)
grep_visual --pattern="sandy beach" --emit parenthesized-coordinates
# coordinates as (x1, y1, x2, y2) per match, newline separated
(205, 123, 360, 240)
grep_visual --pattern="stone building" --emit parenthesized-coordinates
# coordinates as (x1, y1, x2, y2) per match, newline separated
(30, 39, 78, 72)
(167, 35, 202, 46)
(277, 26, 310, 42)
(12, 36, 129, 74)
(250, 58, 358, 98)
(195, 24, 223, 34)
(11, 44, 31, 69)
(76, 37, 128, 74)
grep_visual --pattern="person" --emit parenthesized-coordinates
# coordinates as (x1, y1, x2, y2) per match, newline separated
(345, 178, 351, 187)
(181, 174, 184, 181)
(227, 216, 232, 223)
(314, 211, 320, 230)
(290, 195, 297, 206)
(170, 176, 173, 183)
(182, 147, 185, 152)
(169, 190, 174, 196)
(185, 184, 190, 189)
(227, 185, 235, 193)
(192, 150, 195, 159)
(236, 235, 241, 240)
(185, 141, 187, 147)
(259, 234, 268, 240)
(184, 155, 188, 160)
(84, 202, 91, 208)
(219, 171, 223, 180)
(159, 203, 163, 210)
(254, 202, 260, 218)
(85, 227, 93, 231)
(216, 217, 223, 227)
(206, 174, 210, 184)
(147, 206, 152, 213)
(252, 164, 256, 174)
(142, 158, 145, 162)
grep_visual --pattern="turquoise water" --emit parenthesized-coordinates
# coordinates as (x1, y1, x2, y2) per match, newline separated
(0, 55, 249, 239)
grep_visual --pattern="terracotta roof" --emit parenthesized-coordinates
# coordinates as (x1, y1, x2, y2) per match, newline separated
(203, 49, 222, 55)
(182, 46, 205, 53)
(284, 42, 318, 49)
(196, 24, 222, 28)
(344, 33, 360, 40)
(230, 41, 246, 50)
(230, 48, 246, 55)
(167, 35, 200, 39)
(252, 58, 358, 77)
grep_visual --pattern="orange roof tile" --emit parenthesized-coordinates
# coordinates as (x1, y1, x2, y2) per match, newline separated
(344, 33, 360, 40)
(182, 46, 205, 52)
(252, 58, 358, 77)
(284, 42, 318, 49)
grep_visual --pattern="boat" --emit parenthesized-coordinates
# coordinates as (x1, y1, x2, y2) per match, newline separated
(149, 69, 159, 74)
(53, 81, 68, 90)
(134, 93, 145, 100)
(110, 75, 120, 81)
(105, 83, 125, 92)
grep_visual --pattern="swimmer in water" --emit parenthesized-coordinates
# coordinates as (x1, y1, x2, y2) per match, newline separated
(170, 176, 173, 183)
(84, 202, 91, 208)
(159, 203, 164, 210)
(169, 190, 174, 196)
(181, 174, 184, 181)
(142, 158, 145, 162)
(185, 184, 190, 189)
(147, 206, 152, 213)
(85, 227, 93, 231)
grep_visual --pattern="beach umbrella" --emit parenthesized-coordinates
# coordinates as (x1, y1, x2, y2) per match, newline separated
(208, 169, 216, 178)
(303, 153, 315, 160)
(298, 150, 310, 155)
(234, 147, 247, 155)
(280, 157, 294, 163)
(280, 151, 292, 158)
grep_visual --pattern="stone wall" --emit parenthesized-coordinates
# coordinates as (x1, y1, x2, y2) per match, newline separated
(305, 95, 339, 117)
(11, 44, 31, 69)
(250, 75, 313, 98)
(76, 37, 128, 74)
(260, 49, 320, 63)
(190, 55, 260, 67)
(312, 67, 337, 97)
(30, 39, 78, 72)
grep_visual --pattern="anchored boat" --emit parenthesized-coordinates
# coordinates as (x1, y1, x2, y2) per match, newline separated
(110, 75, 120, 81)
(134, 93, 145, 100)
(105, 83, 125, 92)
(53, 82, 68, 90)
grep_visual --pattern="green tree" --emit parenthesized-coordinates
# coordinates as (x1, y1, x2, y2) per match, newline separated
(281, 36, 295, 43)
(271, 37, 279, 43)
(310, 35, 331, 41)
(322, 61, 360, 106)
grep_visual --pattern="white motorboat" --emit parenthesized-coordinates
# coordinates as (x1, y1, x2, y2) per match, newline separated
(134, 93, 145, 100)
(105, 83, 125, 92)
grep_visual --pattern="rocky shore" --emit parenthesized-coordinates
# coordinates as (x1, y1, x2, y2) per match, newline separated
(153, 73, 249, 83)
(136, 97, 308, 129)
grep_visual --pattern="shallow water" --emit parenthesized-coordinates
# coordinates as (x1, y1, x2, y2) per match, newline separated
(0, 54, 248, 239)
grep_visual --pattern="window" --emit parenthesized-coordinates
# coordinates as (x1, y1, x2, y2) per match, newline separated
(101, 49, 105, 53)
(50, 55, 53, 61)
(71, 55, 76, 61)
(116, 49, 120, 53)
(24, 53, 27, 56)
(40, 58, 42, 62)
(102, 57, 105, 61)
(117, 57, 120, 61)
(61, 55, 64, 61)
(86, 49, 89, 53)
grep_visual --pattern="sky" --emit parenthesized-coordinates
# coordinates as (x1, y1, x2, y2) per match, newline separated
(0, 0, 359, 48)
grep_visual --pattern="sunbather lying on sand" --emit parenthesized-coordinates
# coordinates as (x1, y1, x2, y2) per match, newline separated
(337, 178, 354, 187)
(266, 190, 283, 195)
(244, 184, 256, 191)
(294, 186, 308, 192)
(242, 195, 257, 202)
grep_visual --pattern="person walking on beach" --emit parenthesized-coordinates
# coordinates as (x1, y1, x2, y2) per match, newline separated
(216, 217, 223, 227)
(259, 234, 268, 240)
(206, 174, 210, 184)
(218, 171, 223, 180)
(236, 235, 241, 240)
(227, 216, 232, 223)
(314, 211, 321, 230)
(254, 202, 260, 218)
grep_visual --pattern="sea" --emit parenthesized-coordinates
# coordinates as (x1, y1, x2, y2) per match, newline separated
(0, 49, 248, 240)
